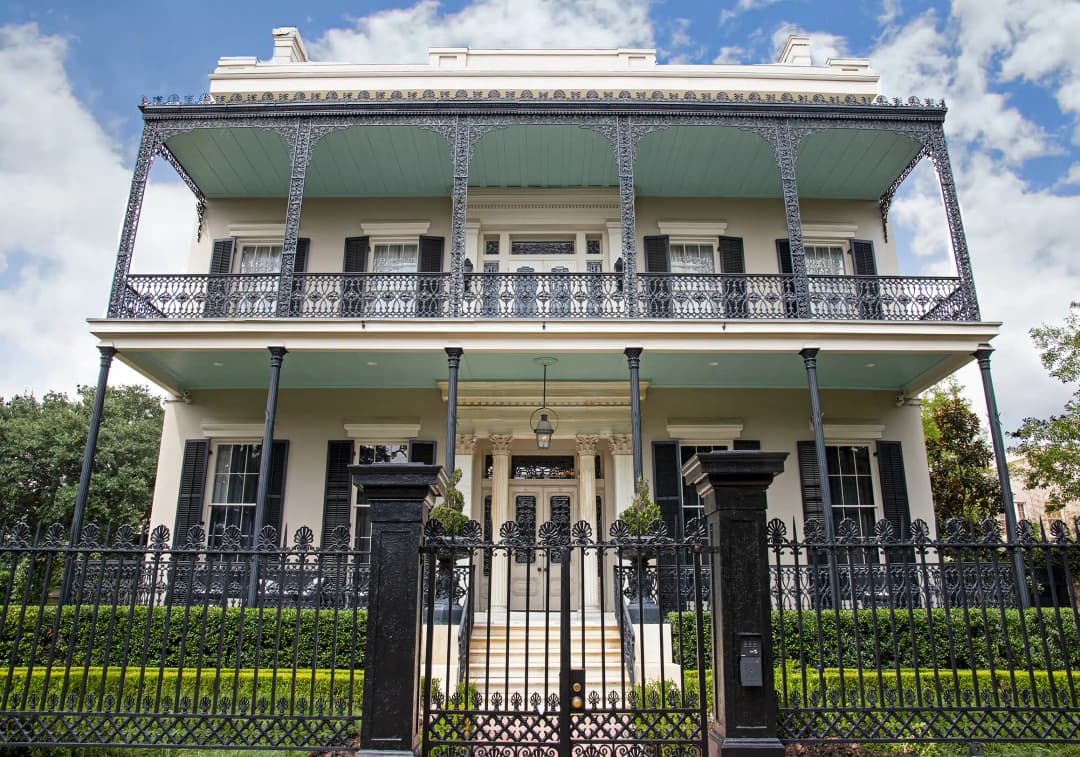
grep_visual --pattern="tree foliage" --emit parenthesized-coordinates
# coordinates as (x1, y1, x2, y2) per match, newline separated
(922, 379, 1001, 528)
(1013, 302, 1080, 513)
(0, 385, 164, 529)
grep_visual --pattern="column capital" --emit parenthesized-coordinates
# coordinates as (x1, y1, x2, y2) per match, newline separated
(97, 345, 117, 363)
(799, 346, 819, 366)
(575, 434, 600, 456)
(445, 346, 464, 364)
(268, 345, 288, 362)
(456, 434, 478, 455)
(489, 434, 513, 455)
(608, 434, 633, 455)
(624, 346, 644, 364)
(973, 344, 994, 367)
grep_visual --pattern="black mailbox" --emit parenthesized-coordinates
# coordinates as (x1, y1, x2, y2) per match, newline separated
(737, 633, 763, 687)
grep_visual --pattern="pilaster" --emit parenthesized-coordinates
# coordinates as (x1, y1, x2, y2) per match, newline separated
(488, 434, 513, 611)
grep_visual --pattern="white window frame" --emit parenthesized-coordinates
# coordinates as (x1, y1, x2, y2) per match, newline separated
(677, 440, 733, 528)
(668, 237, 717, 275)
(231, 238, 283, 316)
(369, 237, 420, 273)
(822, 440, 881, 538)
(206, 439, 264, 547)
(803, 241, 847, 276)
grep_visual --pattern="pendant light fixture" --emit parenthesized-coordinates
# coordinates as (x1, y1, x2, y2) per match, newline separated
(531, 357, 559, 449)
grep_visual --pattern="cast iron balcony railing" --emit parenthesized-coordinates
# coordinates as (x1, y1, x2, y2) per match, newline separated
(115, 271, 970, 321)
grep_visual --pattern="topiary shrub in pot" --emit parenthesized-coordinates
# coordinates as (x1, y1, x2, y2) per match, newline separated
(428, 469, 468, 623)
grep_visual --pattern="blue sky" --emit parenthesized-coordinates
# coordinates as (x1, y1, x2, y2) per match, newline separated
(0, 0, 1078, 433)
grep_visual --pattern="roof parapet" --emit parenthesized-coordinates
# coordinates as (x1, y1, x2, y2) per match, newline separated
(271, 27, 308, 64)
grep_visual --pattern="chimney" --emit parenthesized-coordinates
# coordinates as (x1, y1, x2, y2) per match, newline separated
(271, 27, 309, 64)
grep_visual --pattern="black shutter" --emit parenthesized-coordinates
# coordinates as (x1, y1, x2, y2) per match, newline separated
(417, 236, 445, 318)
(718, 236, 747, 318)
(775, 239, 798, 318)
(173, 439, 210, 546)
(205, 239, 235, 317)
(644, 235, 670, 273)
(342, 236, 369, 317)
(652, 441, 682, 539)
(644, 236, 671, 317)
(796, 441, 824, 528)
(409, 440, 437, 465)
(734, 439, 761, 450)
(264, 440, 289, 545)
(850, 239, 883, 320)
(876, 440, 914, 562)
(321, 440, 355, 547)
(288, 237, 310, 317)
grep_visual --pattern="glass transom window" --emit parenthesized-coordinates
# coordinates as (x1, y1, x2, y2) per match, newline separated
(238, 244, 282, 274)
(805, 245, 845, 276)
(208, 443, 262, 545)
(669, 243, 715, 274)
(372, 243, 419, 273)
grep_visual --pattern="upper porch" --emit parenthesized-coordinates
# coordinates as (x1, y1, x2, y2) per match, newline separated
(107, 35, 978, 326)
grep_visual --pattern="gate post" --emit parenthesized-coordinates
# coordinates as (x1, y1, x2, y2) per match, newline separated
(682, 451, 787, 757)
(351, 462, 447, 755)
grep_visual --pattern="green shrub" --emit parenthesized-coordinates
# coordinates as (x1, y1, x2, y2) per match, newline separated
(669, 608, 1080, 671)
(0, 666, 363, 747)
(0, 605, 366, 670)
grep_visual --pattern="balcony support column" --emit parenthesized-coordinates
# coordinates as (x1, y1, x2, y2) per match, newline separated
(60, 345, 116, 604)
(927, 125, 980, 320)
(625, 347, 644, 483)
(615, 116, 639, 316)
(776, 121, 811, 319)
(449, 117, 472, 318)
(247, 346, 287, 606)
(276, 119, 312, 317)
(108, 126, 161, 317)
(800, 347, 842, 606)
(974, 345, 1029, 607)
(445, 347, 463, 473)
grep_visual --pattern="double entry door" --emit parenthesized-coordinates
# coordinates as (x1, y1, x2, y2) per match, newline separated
(507, 484, 578, 611)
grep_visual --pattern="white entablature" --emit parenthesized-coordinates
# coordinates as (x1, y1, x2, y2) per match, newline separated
(210, 29, 877, 98)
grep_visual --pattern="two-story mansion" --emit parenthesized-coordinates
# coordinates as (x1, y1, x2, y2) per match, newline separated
(90, 28, 1000, 611)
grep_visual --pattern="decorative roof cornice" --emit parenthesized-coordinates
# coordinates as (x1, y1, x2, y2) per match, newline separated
(141, 89, 946, 115)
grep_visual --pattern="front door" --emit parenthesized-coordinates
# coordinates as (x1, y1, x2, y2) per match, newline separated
(508, 485, 576, 610)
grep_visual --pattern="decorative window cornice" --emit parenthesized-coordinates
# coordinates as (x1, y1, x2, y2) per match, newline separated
(656, 220, 729, 237)
(201, 421, 265, 438)
(360, 220, 431, 236)
(666, 418, 744, 441)
(802, 222, 859, 240)
(344, 419, 422, 439)
(819, 420, 885, 440)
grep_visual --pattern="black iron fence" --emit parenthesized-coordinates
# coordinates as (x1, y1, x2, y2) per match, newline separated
(116, 271, 968, 322)
(0, 521, 368, 749)
(768, 515, 1080, 747)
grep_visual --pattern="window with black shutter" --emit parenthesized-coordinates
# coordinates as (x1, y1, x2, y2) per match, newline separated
(876, 440, 914, 561)
(173, 439, 209, 546)
(341, 236, 369, 317)
(776, 239, 798, 318)
(850, 239, 883, 320)
(321, 440, 355, 548)
(643, 235, 672, 317)
(417, 236, 444, 317)
(718, 236, 747, 318)
(205, 239, 235, 318)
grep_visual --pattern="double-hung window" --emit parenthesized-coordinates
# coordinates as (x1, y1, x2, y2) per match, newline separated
(826, 444, 877, 538)
(353, 442, 410, 556)
(236, 242, 282, 315)
(370, 241, 419, 315)
(679, 443, 728, 531)
(805, 244, 846, 276)
(669, 242, 716, 275)
(208, 442, 262, 548)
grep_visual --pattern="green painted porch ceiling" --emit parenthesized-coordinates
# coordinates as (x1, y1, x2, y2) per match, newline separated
(165, 124, 924, 200)
(127, 348, 954, 394)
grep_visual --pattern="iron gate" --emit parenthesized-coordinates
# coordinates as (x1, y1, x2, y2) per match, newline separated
(420, 516, 710, 755)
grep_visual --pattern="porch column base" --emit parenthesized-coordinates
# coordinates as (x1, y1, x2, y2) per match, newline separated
(708, 727, 785, 757)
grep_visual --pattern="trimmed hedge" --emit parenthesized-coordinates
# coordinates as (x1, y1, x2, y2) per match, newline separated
(0, 605, 366, 670)
(669, 609, 1080, 671)
(0, 667, 363, 748)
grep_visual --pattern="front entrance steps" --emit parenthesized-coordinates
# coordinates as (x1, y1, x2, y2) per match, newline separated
(465, 612, 625, 697)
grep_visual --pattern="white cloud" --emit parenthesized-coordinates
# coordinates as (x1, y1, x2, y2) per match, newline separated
(1062, 163, 1080, 186)
(0, 24, 193, 398)
(713, 46, 747, 64)
(858, 6, 1080, 431)
(311, 0, 654, 63)
(879, 0, 902, 26)
(720, 0, 782, 24)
